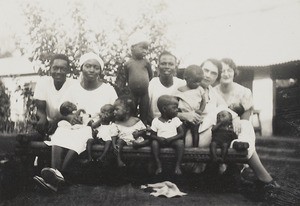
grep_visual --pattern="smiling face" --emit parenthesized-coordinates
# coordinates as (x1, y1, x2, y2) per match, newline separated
(81, 59, 101, 82)
(201, 61, 219, 88)
(50, 59, 69, 85)
(220, 62, 235, 85)
(158, 54, 177, 79)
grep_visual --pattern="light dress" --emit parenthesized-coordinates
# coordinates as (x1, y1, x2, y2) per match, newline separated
(47, 81, 118, 154)
(190, 84, 255, 158)
(112, 120, 146, 145)
(95, 124, 117, 142)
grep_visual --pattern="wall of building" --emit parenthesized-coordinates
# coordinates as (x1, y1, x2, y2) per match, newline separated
(252, 68, 273, 136)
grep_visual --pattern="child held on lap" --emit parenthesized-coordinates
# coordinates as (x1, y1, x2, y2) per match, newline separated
(150, 95, 185, 175)
(176, 65, 206, 147)
(210, 110, 238, 174)
(85, 104, 115, 163)
(58, 101, 91, 129)
(111, 95, 150, 167)
(124, 41, 153, 124)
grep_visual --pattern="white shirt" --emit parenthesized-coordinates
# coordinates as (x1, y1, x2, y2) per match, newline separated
(151, 117, 182, 138)
(33, 76, 75, 121)
(148, 77, 185, 119)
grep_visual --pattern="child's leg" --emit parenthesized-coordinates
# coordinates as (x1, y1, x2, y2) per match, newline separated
(171, 139, 184, 175)
(86, 138, 95, 161)
(116, 139, 126, 167)
(151, 140, 162, 175)
(191, 123, 200, 147)
(221, 143, 229, 161)
(139, 92, 150, 124)
(97, 140, 112, 162)
(210, 142, 219, 162)
(61, 149, 78, 172)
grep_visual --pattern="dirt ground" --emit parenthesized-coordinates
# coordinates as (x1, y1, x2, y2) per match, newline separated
(1, 135, 300, 206)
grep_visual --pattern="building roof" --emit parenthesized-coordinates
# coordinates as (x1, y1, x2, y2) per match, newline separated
(0, 56, 36, 77)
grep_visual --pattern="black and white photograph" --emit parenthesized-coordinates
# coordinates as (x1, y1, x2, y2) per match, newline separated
(0, 0, 300, 205)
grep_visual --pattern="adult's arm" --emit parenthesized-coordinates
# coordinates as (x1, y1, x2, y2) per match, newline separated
(35, 99, 48, 134)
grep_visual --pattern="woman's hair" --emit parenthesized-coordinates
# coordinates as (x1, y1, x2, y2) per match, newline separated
(50, 54, 70, 68)
(115, 95, 136, 116)
(221, 58, 239, 77)
(200, 58, 222, 81)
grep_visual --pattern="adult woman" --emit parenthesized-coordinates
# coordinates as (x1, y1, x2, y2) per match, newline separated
(34, 52, 118, 192)
(178, 58, 279, 188)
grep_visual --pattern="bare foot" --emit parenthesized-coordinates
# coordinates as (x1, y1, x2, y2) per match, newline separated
(96, 156, 104, 163)
(117, 160, 126, 167)
(155, 167, 162, 175)
(174, 166, 182, 175)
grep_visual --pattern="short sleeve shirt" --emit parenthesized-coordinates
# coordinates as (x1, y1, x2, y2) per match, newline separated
(33, 76, 75, 121)
(148, 77, 185, 119)
(151, 117, 182, 138)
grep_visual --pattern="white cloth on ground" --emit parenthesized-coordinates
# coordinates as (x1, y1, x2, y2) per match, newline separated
(141, 181, 187, 198)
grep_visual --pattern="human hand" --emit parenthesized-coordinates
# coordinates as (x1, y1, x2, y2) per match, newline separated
(179, 111, 203, 124)
(232, 117, 241, 134)
(69, 114, 83, 125)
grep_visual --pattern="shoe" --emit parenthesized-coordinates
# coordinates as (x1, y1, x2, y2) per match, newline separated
(41, 168, 65, 186)
(256, 179, 281, 189)
(33, 176, 57, 192)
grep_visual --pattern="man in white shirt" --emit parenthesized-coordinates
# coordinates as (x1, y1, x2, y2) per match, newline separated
(148, 51, 185, 122)
(34, 54, 75, 135)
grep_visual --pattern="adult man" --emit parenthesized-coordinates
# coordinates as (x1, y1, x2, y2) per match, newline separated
(148, 51, 185, 122)
(34, 54, 75, 135)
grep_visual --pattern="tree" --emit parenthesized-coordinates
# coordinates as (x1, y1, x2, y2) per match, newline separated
(0, 79, 10, 133)
(17, 0, 172, 87)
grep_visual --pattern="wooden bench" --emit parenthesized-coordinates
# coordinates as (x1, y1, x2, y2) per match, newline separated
(14, 133, 248, 176)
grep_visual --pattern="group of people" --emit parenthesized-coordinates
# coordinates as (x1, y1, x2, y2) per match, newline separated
(32, 41, 279, 193)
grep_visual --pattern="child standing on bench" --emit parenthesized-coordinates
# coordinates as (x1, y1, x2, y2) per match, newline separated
(111, 95, 150, 167)
(85, 104, 115, 163)
(150, 95, 185, 175)
(176, 65, 206, 147)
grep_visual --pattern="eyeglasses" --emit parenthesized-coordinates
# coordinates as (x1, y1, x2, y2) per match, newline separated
(83, 64, 101, 70)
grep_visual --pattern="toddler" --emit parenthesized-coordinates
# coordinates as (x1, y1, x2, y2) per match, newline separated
(85, 104, 115, 163)
(150, 95, 185, 175)
(111, 95, 150, 167)
(210, 110, 238, 174)
(124, 41, 153, 123)
(176, 65, 206, 147)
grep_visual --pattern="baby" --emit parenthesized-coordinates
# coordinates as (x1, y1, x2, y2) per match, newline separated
(58, 101, 91, 129)
(85, 104, 115, 163)
(176, 65, 206, 147)
(124, 41, 153, 123)
(210, 110, 238, 173)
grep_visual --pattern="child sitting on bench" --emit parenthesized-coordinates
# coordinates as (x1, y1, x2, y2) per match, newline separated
(111, 95, 150, 167)
(150, 95, 185, 175)
(85, 104, 115, 163)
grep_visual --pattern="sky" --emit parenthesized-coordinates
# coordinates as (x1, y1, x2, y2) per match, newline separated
(0, 0, 300, 74)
